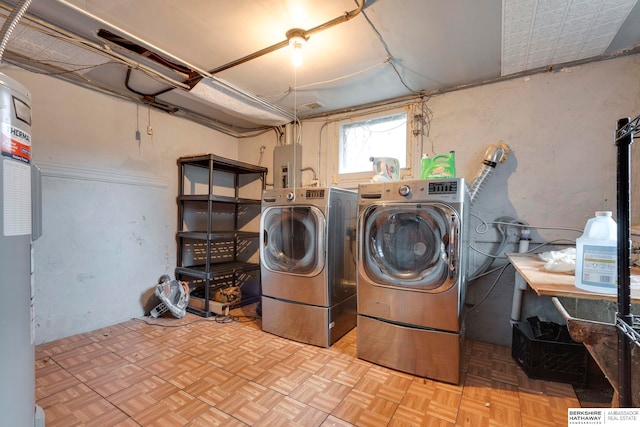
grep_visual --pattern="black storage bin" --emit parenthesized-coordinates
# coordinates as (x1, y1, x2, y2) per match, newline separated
(512, 319, 588, 386)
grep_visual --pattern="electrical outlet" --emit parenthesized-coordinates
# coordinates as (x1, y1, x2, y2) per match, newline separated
(147, 126, 153, 135)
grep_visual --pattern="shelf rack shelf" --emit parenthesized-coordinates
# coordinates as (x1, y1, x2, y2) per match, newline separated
(176, 154, 267, 317)
(614, 116, 640, 406)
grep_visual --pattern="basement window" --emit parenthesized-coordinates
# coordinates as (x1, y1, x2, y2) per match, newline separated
(334, 108, 410, 184)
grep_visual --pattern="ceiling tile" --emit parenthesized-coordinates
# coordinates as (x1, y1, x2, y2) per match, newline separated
(502, 0, 638, 76)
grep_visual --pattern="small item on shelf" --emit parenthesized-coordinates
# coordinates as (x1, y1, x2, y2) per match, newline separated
(574, 211, 617, 294)
(215, 286, 241, 305)
(539, 247, 575, 274)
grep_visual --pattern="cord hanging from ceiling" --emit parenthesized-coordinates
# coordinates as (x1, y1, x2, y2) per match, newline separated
(360, 5, 421, 94)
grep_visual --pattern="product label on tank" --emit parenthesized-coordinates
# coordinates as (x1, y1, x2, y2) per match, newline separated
(580, 245, 617, 288)
(3, 158, 31, 236)
(1, 123, 31, 164)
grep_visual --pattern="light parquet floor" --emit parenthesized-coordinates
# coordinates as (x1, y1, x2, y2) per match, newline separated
(36, 305, 585, 426)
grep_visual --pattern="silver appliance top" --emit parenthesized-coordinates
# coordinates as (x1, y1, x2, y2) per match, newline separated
(262, 186, 355, 206)
(358, 178, 467, 204)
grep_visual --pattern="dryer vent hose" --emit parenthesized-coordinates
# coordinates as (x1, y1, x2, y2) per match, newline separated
(469, 142, 510, 204)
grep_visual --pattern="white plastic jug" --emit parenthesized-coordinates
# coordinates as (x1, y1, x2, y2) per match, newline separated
(370, 157, 400, 182)
(574, 211, 617, 294)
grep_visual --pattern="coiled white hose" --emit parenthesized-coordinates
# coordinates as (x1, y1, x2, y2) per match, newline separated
(0, 0, 32, 62)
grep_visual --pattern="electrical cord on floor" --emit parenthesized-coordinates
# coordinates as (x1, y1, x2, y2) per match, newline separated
(131, 312, 259, 327)
(131, 316, 211, 327)
(212, 313, 259, 323)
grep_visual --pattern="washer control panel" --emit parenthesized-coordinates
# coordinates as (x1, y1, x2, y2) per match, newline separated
(358, 178, 466, 203)
(262, 187, 332, 204)
(428, 180, 459, 195)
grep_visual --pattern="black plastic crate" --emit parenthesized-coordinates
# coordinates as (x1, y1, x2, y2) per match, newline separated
(512, 320, 588, 386)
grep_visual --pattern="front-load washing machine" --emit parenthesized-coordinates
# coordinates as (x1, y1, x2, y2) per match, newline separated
(260, 187, 357, 347)
(356, 178, 469, 384)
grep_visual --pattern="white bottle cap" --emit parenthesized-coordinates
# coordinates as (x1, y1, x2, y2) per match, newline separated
(595, 211, 612, 216)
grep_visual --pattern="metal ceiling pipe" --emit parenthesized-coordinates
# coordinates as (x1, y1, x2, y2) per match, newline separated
(0, 3, 192, 90)
(53, 0, 365, 81)
(207, 0, 366, 76)
(145, 1, 367, 120)
(0, 4, 284, 135)
(55, 0, 213, 79)
(50, 0, 292, 120)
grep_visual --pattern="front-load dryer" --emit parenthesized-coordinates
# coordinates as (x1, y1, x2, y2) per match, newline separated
(356, 178, 469, 384)
(260, 187, 357, 347)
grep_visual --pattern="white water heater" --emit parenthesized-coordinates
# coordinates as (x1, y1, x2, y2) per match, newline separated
(0, 71, 39, 426)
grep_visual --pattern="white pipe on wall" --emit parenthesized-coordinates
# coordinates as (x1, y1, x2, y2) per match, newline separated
(510, 229, 530, 325)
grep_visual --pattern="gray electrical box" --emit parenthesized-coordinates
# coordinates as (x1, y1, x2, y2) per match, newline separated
(273, 143, 302, 188)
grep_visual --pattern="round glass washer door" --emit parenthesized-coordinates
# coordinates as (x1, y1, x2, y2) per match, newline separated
(261, 206, 325, 276)
(360, 203, 459, 291)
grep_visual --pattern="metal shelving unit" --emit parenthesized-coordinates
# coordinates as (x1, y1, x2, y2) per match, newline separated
(176, 154, 267, 317)
(614, 117, 640, 406)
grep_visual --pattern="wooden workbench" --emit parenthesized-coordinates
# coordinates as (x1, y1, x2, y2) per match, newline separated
(507, 253, 640, 303)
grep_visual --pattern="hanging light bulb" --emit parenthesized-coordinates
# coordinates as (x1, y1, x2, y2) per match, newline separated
(286, 28, 307, 67)
(290, 37, 305, 67)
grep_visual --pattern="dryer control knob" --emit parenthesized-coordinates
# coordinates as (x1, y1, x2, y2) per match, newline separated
(398, 185, 411, 197)
(286, 191, 295, 201)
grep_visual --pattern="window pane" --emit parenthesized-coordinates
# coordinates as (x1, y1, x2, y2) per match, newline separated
(339, 112, 407, 174)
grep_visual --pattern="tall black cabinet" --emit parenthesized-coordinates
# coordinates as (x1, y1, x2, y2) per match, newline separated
(176, 154, 267, 317)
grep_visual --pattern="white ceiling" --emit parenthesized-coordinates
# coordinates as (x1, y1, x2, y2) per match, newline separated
(1, 0, 639, 136)
(502, 0, 638, 74)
